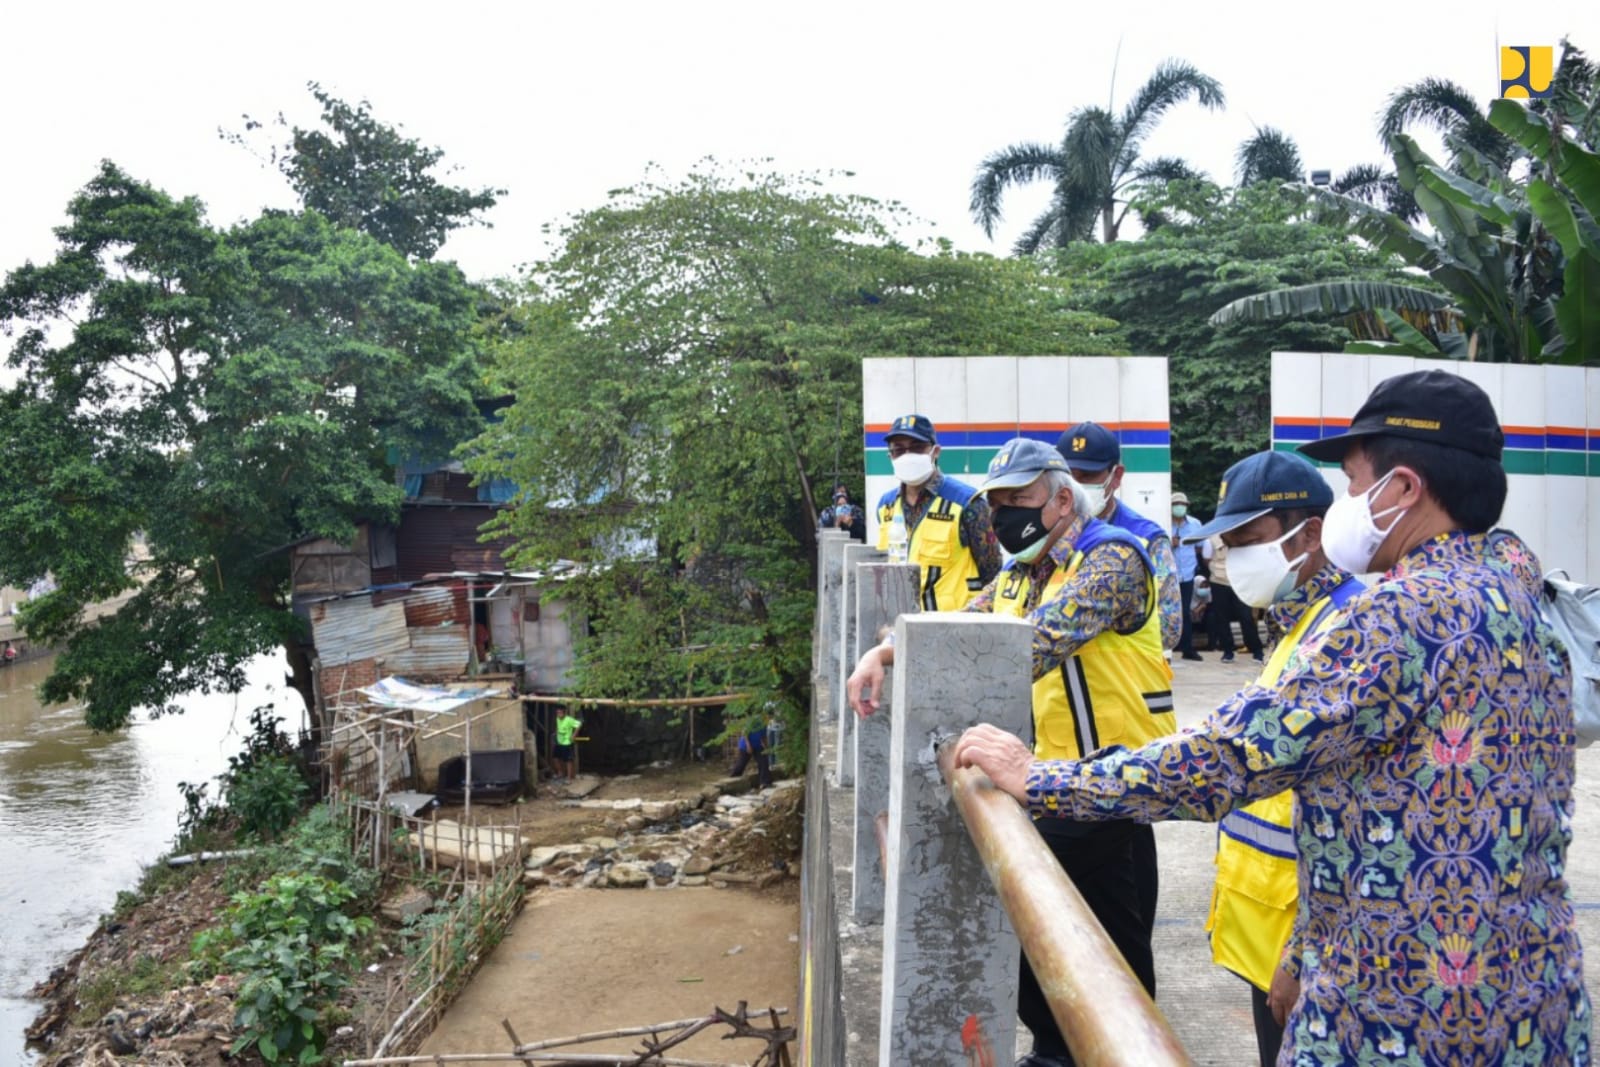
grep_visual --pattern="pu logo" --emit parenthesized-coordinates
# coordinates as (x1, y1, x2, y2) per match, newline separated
(1217, 479, 1228, 504)
(893, 416, 912, 431)
(991, 446, 1013, 473)
(1070, 436, 1087, 452)
(1501, 46, 1554, 99)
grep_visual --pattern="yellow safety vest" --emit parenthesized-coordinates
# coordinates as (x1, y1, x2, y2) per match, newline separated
(991, 527, 1174, 760)
(1205, 583, 1357, 992)
(876, 483, 984, 612)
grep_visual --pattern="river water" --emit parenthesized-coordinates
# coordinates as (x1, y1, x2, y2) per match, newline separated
(0, 652, 297, 1065)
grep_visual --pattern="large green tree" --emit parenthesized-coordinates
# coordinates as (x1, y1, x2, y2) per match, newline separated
(0, 163, 486, 731)
(1056, 180, 1422, 510)
(969, 59, 1224, 251)
(470, 167, 1120, 745)
(228, 82, 504, 260)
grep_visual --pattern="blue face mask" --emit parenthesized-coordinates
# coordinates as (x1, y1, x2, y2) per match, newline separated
(1172, 505, 1188, 519)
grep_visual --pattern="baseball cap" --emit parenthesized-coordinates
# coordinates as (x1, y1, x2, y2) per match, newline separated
(977, 438, 1070, 494)
(884, 414, 937, 444)
(1056, 422, 1120, 472)
(1298, 370, 1504, 462)
(1183, 451, 1334, 543)
(1171, 492, 1189, 506)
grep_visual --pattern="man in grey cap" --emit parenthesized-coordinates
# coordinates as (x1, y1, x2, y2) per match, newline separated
(953, 371, 1588, 1066)
(849, 437, 1174, 1067)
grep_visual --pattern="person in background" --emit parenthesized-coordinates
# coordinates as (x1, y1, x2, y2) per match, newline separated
(1057, 422, 1182, 652)
(875, 414, 1000, 610)
(954, 370, 1589, 1066)
(1169, 492, 1204, 661)
(552, 706, 583, 781)
(1201, 535, 1266, 663)
(1180, 451, 1354, 1067)
(728, 711, 775, 788)
(819, 485, 866, 542)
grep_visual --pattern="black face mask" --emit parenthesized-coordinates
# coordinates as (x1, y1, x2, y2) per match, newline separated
(991, 503, 1051, 557)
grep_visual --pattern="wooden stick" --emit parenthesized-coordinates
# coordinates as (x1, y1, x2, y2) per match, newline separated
(520, 694, 746, 708)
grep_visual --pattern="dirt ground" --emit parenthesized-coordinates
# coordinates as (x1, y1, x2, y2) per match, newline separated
(435, 761, 731, 848)
(419, 885, 800, 1064)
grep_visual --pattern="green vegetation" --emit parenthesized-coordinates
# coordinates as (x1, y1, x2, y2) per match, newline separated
(205, 872, 374, 1063)
(468, 166, 1120, 742)
(0, 87, 493, 734)
(1056, 180, 1427, 511)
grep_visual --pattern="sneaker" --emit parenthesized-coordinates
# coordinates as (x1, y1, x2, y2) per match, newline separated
(1220, 652, 1235, 663)
(1252, 652, 1266, 663)
(1181, 652, 1203, 661)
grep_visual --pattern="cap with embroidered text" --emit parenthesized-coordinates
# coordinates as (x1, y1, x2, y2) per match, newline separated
(1183, 451, 1333, 542)
(1055, 421, 1120, 472)
(1298, 370, 1503, 462)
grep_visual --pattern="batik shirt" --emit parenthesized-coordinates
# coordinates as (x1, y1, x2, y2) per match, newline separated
(1024, 530, 1590, 1065)
(964, 513, 1149, 678)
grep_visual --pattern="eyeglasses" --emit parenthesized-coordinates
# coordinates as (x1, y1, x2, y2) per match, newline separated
(885, 440, 933, 458)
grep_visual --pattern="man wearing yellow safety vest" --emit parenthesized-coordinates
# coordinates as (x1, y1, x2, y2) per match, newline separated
(874, 414, 1001, 611)
(850, 437, 1173, 1067)
(1057, 421, 1183, 652)
(1179, 450, 1361, 1067)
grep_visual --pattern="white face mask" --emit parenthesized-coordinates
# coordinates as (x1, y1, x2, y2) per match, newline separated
(891, 451, 935, 486)
(1079, 481, 1111, 515)
(1321, 470, 1407, 574)
(1226, 520, 1309, 608)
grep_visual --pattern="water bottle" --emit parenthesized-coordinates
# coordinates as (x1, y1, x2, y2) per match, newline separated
(887, 512, 909, 563)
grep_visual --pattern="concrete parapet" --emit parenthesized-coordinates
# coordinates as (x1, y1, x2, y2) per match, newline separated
(850, 561, 918, 925)
(834, 543, 884, 787)
(879, 612, 1034, 1065)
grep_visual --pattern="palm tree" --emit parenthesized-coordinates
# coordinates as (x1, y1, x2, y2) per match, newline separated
(1379, 40, 1600, 169)
(1380, 77, 1516, 171)
(970, 59, 1224, 252)
(1235, 126, 1303, 186)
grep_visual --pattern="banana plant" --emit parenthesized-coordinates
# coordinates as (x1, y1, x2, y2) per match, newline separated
(1490, 99, 1600, 364)
(1210, 132, 1593, 364)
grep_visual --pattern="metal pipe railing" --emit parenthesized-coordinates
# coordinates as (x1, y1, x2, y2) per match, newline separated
(937, 742, 1192, 1067)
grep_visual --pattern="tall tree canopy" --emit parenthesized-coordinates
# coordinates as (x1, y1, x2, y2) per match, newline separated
(1057, 180, 1420, 510)
(970, 59, 1224, 251)
(230, 82, 504, 260)
(470, 167, 1120, 738)
(0, 161, 486, 731)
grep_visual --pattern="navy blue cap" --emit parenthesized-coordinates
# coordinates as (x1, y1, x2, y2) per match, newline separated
(977, 438, 1070, 494)
(1182, 451, 1334, 543)
(1056, 422, 1120, 472)
(885, 413, 937, 444)
(1298, 370, 1503, 462)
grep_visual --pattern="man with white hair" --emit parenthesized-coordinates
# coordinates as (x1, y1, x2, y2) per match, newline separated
(848, 437, 1174, 1067)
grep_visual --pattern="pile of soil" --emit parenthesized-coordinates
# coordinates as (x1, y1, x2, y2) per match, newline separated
(712, 782, 804, 876)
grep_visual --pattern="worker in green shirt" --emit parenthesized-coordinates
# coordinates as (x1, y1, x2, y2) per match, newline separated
(552, 707, 583, 781)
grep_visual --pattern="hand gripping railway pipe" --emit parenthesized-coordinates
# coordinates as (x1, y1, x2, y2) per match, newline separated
(936, 741, 1192, 1067)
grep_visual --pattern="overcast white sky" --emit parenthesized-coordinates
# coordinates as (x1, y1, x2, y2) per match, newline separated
(3, 0, 1597, 285)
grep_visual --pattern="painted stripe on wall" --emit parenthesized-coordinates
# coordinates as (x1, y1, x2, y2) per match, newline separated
(1272, 420, 1600, 477)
